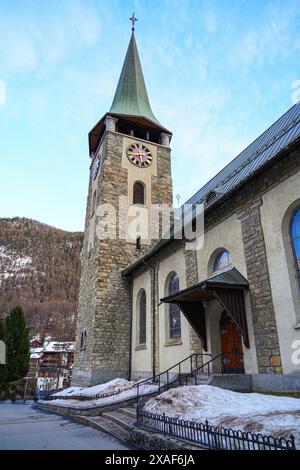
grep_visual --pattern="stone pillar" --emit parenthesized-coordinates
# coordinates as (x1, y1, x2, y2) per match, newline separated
(160, 132, 171, 147)
(105, 115, 118, 132)
(239, 200, 282, 373)
(185, 248, 202, 362)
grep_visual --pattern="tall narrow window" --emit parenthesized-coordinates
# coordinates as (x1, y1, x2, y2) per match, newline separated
(291, 207, 300, 288)
(133, 182, 145, 205)
(168, 273, 181, 338)
(80, 329, 87, 350)
(80, 331, 84, 350)
(139, 290, 146, 344)
(91, 190, 97, 216)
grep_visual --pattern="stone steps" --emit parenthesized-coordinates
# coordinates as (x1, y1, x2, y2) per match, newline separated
(118, 406, 137, 419)
(78, 415, 132, 443)
(186, 380, 209, 386)
(102, 409, 136, 431)
(76, 405, 138, 444)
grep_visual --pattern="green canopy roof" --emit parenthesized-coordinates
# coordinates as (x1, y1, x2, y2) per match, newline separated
(109, 32, 163, 128)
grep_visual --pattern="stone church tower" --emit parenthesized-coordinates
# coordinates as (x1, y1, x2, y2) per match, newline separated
(72, 24, 173, 386)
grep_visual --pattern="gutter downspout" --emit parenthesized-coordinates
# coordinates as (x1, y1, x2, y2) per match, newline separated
(143, 259, 157, 378)
(127, 275, 133, 381)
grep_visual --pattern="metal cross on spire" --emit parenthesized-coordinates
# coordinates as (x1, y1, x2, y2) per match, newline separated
(129, 12, 138, 32)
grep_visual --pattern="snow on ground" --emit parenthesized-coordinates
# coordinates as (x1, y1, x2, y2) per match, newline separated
(53, 386, 83, 396)
(0, 246, 32, 270)
(143, 385, 300, 446)
(53, 378, 126, 398)
(0, 245, 34, 287)
(41, 378, 158, 409)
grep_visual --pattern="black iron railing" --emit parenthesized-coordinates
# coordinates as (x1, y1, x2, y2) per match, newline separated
(137, 404, 296, 451)
(44, 351, 244, 402)
(135, 351, 244, 401)
(44, 352, 211, 402)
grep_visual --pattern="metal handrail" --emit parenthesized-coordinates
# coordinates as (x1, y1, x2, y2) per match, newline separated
(135, 352, 212, 400)
(136, 352, 212, 387)
(45, 350, 243, 403)
(45, 352, 210, 401)
(138, 350, 245, 399)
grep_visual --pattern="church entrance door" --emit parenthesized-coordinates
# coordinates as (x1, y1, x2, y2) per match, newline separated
(220, 312, 245, 374)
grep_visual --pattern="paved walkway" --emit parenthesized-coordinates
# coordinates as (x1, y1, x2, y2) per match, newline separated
(0, 402, 129, 450)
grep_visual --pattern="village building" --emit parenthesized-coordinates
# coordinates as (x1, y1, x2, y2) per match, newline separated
(30, 339, 74, 391)
(72, 22, 300, 392)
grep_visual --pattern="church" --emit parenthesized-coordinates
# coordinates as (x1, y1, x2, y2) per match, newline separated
(72, 20, 300, 392)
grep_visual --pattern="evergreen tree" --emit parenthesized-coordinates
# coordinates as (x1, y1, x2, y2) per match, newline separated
(5, 306, 30, 382)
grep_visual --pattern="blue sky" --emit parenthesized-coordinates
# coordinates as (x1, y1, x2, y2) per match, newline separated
(0, 0, 300, 232)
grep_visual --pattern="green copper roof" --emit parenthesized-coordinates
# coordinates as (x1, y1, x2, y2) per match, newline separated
(109, 32, 162, 127)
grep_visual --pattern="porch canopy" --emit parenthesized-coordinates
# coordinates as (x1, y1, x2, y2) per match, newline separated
(160, 267, 250, 351)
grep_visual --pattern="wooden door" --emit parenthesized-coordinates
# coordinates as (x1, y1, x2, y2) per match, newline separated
(220, 312, 244, 374)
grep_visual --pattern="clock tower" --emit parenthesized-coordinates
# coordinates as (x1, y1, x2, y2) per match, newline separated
(72, 18, 173, 386)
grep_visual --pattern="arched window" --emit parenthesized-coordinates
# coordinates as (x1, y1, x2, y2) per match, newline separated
(213, 249, 232, 273)
(133, 182, 145, 205)
(168, 273, 181, 338)
(139, 290, 146, 344)
(291, 207, 300, 288)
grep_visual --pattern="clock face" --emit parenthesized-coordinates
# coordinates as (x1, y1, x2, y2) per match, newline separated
(92, 155, 101, 180)
(127, 143, 152, 167)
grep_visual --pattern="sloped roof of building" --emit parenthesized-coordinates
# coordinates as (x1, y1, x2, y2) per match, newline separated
(30, 347, 43, 359)
(43, 342, 74, 353)
(122, 103, 300, 276)
(161, 268, 249, 304)
(186, 102, 300, 208)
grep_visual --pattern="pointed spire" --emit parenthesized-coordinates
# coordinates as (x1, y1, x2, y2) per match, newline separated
(109, 28, 162, 128)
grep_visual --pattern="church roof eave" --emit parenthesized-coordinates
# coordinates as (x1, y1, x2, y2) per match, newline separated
(88, 112, 172, 155)
(108, 112, 172, 134)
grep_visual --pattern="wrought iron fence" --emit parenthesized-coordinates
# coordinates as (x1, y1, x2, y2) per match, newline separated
(137, 405, 296, 451)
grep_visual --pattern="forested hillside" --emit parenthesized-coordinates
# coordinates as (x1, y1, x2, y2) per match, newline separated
(0, 217, 83, 340)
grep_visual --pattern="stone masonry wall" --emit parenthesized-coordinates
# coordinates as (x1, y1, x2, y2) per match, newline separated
(185, 248, 203, 361)
(73, 130, 173, 385)
(72, 152, 100, 384)
(238, 200, 282, 373)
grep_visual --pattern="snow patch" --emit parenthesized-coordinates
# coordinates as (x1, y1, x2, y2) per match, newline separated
(143, 385, 300, 446)
(43, 341, 74, 353)
(41, 378, 158, 408)
(0, 245, 33, 281)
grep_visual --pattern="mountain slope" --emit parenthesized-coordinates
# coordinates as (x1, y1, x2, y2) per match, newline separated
(0, 217, 83, 340)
